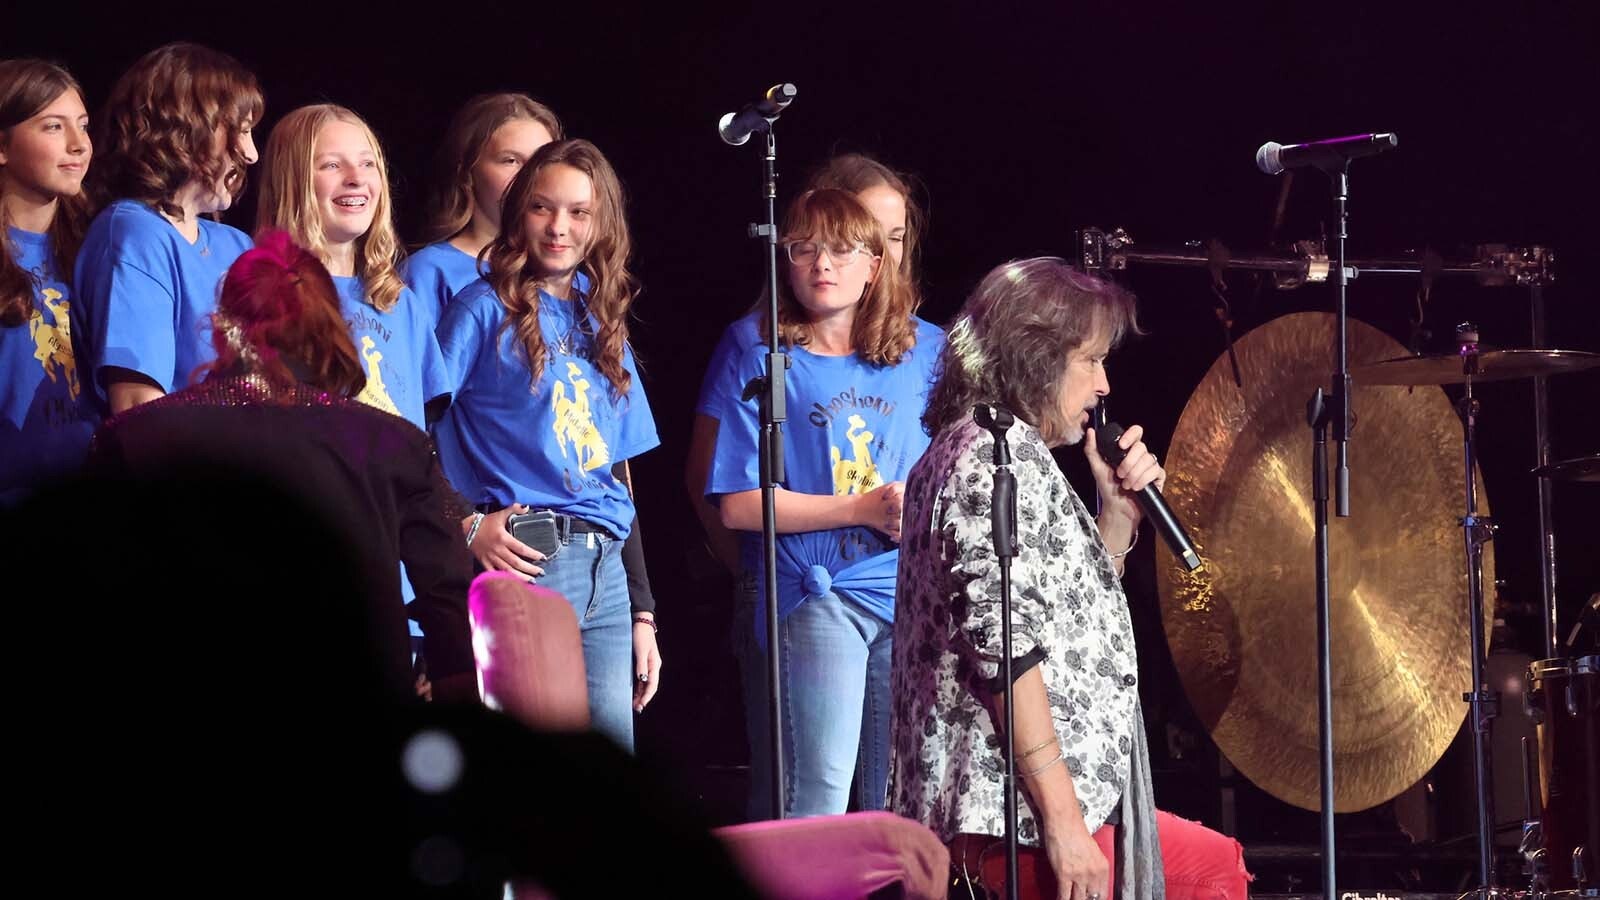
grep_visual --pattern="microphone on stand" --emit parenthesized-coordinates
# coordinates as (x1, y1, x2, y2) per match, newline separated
(1092, 410, 1202, 571)
(717, 83, 798, 146)
(1256, 133, 1398, 174)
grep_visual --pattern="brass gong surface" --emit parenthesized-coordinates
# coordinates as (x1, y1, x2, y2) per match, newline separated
(1156, 312, 1493, 812)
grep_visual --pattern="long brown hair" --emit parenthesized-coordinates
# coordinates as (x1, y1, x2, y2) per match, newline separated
(923, 258, 1140, 443)
(0, 59, 90, 327)
(255, 104, 404, 312)
(204, 229, 364, 397)
(484, 139, 638, 397)
(91, 42, 263, 220)
(765, 188, 919, 367)
(804, 153, 925, 285)
(421, 92, 563, 245)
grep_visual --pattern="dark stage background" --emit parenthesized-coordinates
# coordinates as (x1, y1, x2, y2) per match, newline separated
(13, 1, 1596, 887)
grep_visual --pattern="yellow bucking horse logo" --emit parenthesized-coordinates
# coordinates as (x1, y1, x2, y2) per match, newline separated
(830, 414, 883, 495)
(552, 360, 611, 473)
(356, 335, 401, 416)
(29, 289, 79, 401)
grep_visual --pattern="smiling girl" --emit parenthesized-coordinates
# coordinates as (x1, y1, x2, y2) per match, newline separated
(433, 139, 660, 751)
(256, 104, 448, 431)
(0, 59, 95, 505)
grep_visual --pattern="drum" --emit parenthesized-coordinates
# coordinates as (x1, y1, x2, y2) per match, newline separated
(1526, 655, 1600, 891)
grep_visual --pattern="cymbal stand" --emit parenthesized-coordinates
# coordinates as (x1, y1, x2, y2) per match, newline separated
(1456, 322, 1501, 896)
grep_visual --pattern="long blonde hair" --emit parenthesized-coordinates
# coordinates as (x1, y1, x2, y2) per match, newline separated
(255, 104, 404, 312)
(484, 139, 638, 397)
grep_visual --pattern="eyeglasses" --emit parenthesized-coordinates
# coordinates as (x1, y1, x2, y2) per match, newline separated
(783, 239, 874, 267)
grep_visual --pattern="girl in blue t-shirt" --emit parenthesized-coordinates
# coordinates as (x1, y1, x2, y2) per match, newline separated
(255, 104, 448, 431)
(700, 186, 944, 819)
(0, 59, 97, 506)
(71, 43, 263, 417)
(434, 139, 660, 752)
(688, 154, 935, 820)
(406, 93, 562, 323)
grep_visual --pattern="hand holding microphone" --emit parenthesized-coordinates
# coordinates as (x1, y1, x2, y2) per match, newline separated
(1087, 408, 1202, 571)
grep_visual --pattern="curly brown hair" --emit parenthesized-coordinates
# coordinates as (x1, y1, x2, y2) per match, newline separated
(0, 59, 90, 327)
(922, 258, 1140, 443)
(91, 43, 263, 220)
(484, 139, 639, 397)
(762, 188, 920, 367)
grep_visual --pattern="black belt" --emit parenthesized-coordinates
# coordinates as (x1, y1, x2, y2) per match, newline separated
(476, 504, 618, 541)
(552, 512, 617, 541)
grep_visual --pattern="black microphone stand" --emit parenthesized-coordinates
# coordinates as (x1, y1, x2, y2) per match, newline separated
(974, 404, 1020, 900)
(734, 113, 789, 822)
(1306, 159, 1354, 900)
(1307, 386, 1337, 900)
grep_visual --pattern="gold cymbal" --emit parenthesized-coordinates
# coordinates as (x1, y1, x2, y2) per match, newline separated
(1352, 349, 1600, 386)
(1156, 312, 1493, 813)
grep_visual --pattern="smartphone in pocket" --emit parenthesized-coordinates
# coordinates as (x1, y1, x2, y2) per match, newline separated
(507, 509, 561, 563)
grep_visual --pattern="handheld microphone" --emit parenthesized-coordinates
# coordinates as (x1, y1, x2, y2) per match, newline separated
(1093, 416, 1202, 571)
(718, 84, 798, 146)
(1255, 132, 1398, 174)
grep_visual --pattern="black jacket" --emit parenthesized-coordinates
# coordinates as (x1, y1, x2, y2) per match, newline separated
(88, 375, 474, 699)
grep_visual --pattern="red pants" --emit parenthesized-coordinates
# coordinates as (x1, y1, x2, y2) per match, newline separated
(1094, 810, 1252, 900)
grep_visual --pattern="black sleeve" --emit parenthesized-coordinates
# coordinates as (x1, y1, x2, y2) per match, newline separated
(401, 442, 476, 680)
(622, 513, 655, 614)
(984, 646, 1048, 695)
(426, 434, 476, 523)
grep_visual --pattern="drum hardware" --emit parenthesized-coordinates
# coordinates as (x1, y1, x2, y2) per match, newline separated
(1080, 228, 1567, 663)
(1531, 457, 1600, 484)
(1523, 655, 1600, 895)
(1158, 308, 1596, 899)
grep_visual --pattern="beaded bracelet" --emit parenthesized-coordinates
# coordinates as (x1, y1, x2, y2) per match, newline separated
(633, 615, 657, 633)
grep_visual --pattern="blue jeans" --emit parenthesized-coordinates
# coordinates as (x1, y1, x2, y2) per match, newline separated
(536, 531, 634, 753)
(735, 580, 892, 819)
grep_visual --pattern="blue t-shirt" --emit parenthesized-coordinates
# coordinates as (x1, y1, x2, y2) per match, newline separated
(704, 311, 945, 625)
(71, 199, 253, 416)
(335, 275, 450, 633)
(334, 276, 450, 430)
(1, 228, 99, 506)
(403, 241, 485, 327)
(434, 274, 659, 539)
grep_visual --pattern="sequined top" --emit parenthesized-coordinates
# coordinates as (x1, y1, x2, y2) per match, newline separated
(890, 417, 1140, 843)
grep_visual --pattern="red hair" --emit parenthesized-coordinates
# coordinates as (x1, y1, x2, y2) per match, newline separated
(203, 229, 364, 396)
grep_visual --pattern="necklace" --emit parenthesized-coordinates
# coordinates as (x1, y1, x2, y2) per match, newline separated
(550, 294, 592, 358)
